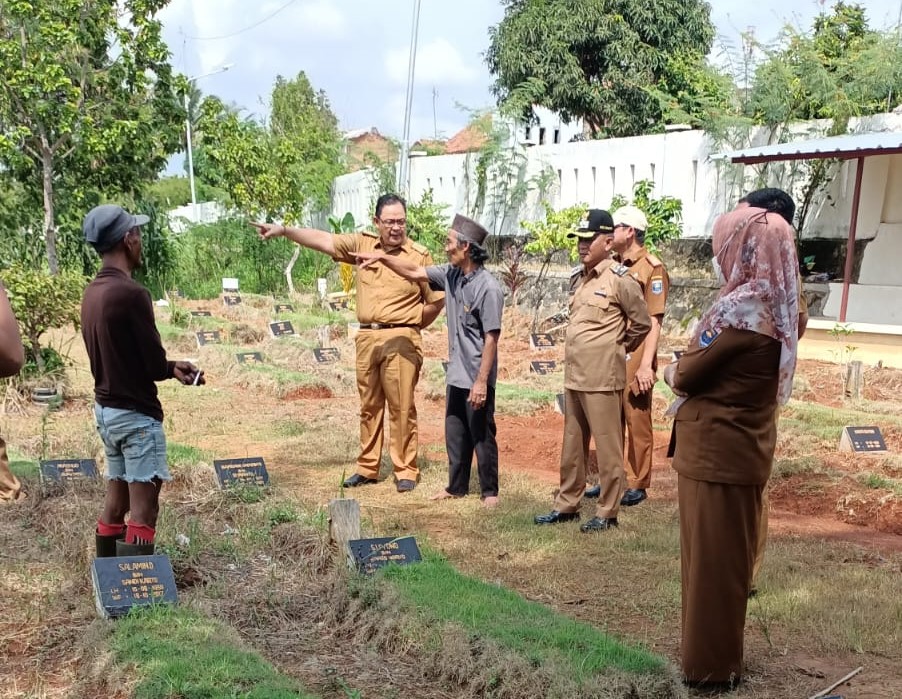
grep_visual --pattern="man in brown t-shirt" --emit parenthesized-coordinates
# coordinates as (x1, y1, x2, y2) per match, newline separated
(82, 205, 203, 557)
(610, 206, 669, 507)
(253, 194, 444, 492)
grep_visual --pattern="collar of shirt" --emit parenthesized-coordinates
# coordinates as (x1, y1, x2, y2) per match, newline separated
(460, 266, 483, 286)
(586, 258, 614, 279)
(374, 236, 411, 254)
(620, 246, 648, 267)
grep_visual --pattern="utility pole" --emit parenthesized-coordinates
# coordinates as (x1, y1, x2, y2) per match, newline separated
(432, 86, 438, 140)
(397, 0, 422, 195)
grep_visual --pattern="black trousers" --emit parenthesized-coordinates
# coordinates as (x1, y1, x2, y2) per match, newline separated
(445, 384, 498, 497)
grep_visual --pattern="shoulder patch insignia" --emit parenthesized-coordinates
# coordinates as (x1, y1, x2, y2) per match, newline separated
(645, 253, 663, 268)
(611, 263, 628, 276)
(699, 328, 720, 348)
(651, 278, 664, 295)
(410, 241, 429, 255)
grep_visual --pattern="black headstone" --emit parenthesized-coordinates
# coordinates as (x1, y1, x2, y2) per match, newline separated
(196, 330, 222, 346)
(840, 426, 887, 453)
(530, 333, 555, 350)
(530, 360, 557, 375)
(672, 350, 684, 360)
(40, 458, 99, 483)
(441, 360, 449, 373)
(92, 555, 178, 618)
(273, 303, 295, 314)
(554, 393, 565, 415)
(269, 320, 296, 338)
(348, 536, 422, 575)
(223, 293, 242, 306)
(236, 352, 263, 365)
(314, 348, 341, 363)
(328, 298, 349, 311)
(214, 457, 270, 488)
(190, 310, 212, 317)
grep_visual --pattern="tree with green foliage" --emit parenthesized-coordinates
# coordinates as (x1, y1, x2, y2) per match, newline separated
(485, 0, 722, 137)
(522, 203, 586, 330)
(0, 0, 186, 274)
(2, 265, 84, 374)
(743, 2, 902, 233)
(610, 180, 683, 254)
(196, 71, 343, 223)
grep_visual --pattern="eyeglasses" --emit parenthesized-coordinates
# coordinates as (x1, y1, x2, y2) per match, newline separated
(379, 218, 407, 228)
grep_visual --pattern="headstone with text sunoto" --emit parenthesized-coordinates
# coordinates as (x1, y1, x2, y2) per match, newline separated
(347, 536, 422, 575)
(273, 303, 295, 314)
(214, 457, 270, 488)
(91, 555, 178, 619)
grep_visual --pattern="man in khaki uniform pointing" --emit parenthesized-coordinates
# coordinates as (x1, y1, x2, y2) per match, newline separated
(254, 193, 444, 492)
(534, 210, 651, 532)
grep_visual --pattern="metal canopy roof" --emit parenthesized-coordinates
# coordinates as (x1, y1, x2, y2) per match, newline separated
(713, 131, 902, 164)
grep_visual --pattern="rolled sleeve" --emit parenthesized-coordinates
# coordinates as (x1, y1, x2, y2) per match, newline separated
(426, 264, 451, 292)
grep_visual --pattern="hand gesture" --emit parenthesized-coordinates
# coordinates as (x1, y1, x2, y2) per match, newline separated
(250, 222, 285, 241)
(468, 378, 488, 410)
(173, 361, 205, 386)
(354, 252, 384, 270)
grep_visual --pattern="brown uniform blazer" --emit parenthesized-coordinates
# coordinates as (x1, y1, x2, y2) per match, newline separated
(670, 328, 781, 486)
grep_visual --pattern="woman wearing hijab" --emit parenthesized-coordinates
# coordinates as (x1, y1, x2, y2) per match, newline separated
(664, 206, 799, 691)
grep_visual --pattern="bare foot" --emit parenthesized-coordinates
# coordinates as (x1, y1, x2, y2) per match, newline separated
(482, 496, 499, 508)
(429, 489, 459, 501)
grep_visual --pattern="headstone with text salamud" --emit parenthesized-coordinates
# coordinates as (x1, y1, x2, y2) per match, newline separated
(91, 555, 178, 618)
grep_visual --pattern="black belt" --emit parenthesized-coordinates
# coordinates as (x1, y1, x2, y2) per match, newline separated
(358, 323, 420, 330)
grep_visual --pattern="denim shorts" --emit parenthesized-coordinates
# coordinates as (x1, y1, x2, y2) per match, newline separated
(93, 404, 171, 483)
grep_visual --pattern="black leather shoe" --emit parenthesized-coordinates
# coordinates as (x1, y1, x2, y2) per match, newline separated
(683, 678, 740, 695)
(534, 510, 579, 525)
(396, 479, 416, 492)
(580, 517, 618, 532)
(343, 474, 377, 488)
(620, 488, 647, 506)
(583, 485, 601, 498)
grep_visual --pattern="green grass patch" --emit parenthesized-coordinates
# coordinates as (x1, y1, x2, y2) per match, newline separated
(382, 553, 666, 680)
(771, 456, 835, 479)
(781, 400, 902, 443)
(495, 382, 557, 415)
(858, 472, 902, 496)
(109, 606, 316, 699)
(167, 442, 209, 468)
(280, 308, 346, 332)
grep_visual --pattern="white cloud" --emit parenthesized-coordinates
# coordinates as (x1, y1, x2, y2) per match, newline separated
(385, 37, 479, 88)
(293, 0, 346, 38)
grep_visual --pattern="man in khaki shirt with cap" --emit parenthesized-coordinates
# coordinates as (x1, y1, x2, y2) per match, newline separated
(253, 194, 444, 492)
(534, 210, 651, 532)
(610, 205, 669, 507)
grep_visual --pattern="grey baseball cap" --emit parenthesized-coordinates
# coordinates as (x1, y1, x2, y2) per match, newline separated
(83, 205, 150, 252)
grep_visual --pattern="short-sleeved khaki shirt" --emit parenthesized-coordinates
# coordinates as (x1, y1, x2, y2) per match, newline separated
(331, 232, 443, 325)
(621, 247, 669, 373)
(565, 259, 652, 392)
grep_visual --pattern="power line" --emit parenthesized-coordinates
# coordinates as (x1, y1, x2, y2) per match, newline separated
(186, 0, 302, 41)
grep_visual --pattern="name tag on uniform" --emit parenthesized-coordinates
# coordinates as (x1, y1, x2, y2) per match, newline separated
(593, 290, 607, 297)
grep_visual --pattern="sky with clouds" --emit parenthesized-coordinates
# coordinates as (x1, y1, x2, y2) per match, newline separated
(159, 0, 902, 145)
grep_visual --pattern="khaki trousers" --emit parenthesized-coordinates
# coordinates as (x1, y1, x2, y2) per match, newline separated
(354, 327, 422, 481)
(555, 389, 625, 518)
(0, 436, 22, 503)
(679, 475, 762, 683)
(623, 385, 655, 489)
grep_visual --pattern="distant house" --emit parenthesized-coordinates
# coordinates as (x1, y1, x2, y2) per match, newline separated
(344, 128, 398, 172)
(410, 139, 447, 156)
(444, 114, 493, 154)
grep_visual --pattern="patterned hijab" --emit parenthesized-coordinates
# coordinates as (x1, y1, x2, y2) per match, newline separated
(693, 206, 800, 404)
